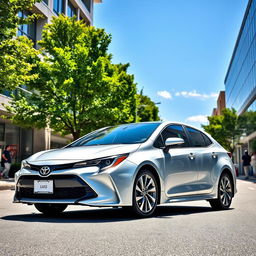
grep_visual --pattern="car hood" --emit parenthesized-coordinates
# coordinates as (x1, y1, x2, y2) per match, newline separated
(26, 144, 141, 165)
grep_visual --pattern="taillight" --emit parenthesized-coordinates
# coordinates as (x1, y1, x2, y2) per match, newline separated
(227, 152, 232, 158)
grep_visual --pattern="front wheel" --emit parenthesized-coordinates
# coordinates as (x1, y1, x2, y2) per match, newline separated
(34, 203, 67, 215)
(131, 170, 159, 217)
(209, 173, 233, 210)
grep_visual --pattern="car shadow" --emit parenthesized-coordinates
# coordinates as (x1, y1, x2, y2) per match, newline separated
(1, 205, 233, 224)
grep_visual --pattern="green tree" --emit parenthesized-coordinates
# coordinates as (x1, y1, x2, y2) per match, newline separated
(136, 90, 160, 122)
(238, 110, 256, 136)
(0, 0, 40, 92)
(251, 140, 256, 153)
(202, 108, 242, 153)
(5, 15, 137, 140)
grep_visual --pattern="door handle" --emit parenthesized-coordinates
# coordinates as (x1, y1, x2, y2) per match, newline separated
(188, 153, 196, 160)
(212, 152, 218, 158)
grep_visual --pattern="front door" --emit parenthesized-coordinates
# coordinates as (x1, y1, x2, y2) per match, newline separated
(159, 125, 199, 197)
(164, 147, 199, 197)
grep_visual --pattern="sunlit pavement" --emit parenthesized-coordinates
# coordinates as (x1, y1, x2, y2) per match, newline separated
(0, 179, 255, 256)
(0, 179, 15, 191)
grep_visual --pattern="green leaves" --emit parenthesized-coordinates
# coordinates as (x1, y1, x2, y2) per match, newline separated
(0, 36, 39, 91)
(0, 0, 41, 92)
(6, 15, 137, 140)
(0, 0, 40, 41)
(202, 108, 243, 153)
(136, 90, 160, 122)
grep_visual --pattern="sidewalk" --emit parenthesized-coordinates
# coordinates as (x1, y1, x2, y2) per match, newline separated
(0, 178, 15, 191)
(237, 175, 256, 183)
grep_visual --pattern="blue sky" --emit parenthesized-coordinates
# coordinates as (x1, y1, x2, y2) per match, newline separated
(94, 0, 248, 128)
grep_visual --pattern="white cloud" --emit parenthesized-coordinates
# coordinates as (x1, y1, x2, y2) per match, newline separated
(175, 90, 218, 100)
(186, 115, 208, 124)
(157, 90, 172, 99)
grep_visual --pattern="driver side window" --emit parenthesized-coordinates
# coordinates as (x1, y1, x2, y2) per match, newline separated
(154, 125, 189, 148)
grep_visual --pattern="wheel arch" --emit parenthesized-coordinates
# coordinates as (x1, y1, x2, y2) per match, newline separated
(136, 164, 162, 204)
(220, 168, 235, 197)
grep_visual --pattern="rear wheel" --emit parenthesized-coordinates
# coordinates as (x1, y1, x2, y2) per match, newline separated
(209, 173, 233, 210)
(131, 170, 159, 217)
(34, 203, 67, 215)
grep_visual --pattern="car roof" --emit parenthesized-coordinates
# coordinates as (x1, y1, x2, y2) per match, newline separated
(125, 121, 208, 134)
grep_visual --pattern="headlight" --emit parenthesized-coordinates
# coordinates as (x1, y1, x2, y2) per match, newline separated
(73, 154, 128, 172)
(21, 160, 31, 169)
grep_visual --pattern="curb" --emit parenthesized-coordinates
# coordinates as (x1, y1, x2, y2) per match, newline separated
(0, 185, 15, 191)
(0, 180, 15, 191)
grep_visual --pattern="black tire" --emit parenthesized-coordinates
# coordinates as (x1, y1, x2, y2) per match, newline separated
(209, 173, 233, 210)
(34, 203, 67, 215)
(131, 170, 159, 217)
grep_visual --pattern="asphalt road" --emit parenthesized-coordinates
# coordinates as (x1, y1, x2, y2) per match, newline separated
(0, 179, 256, 256)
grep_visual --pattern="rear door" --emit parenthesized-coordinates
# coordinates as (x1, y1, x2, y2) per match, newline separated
(184, 126, 217, 194)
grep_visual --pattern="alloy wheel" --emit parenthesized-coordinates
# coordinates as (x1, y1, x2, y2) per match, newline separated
(135, 173, 157, 214)
(209, 173, 233, 210)
(219, 175, 232, 206)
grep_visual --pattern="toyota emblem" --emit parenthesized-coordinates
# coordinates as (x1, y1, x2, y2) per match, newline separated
(39, 166, 51, 176)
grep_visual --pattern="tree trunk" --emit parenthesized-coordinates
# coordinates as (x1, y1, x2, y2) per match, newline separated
(72, 131, 80, 141)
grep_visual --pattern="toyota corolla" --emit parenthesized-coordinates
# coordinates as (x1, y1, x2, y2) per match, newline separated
(14, 122, 236, 217)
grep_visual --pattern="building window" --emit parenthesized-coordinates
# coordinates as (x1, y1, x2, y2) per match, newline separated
(81, 0, 91, 12)
(20, 128, 33, 160)
(67, 1, 76, 17)
(2, 90, 11, 97)
(53, 0, 64, 14)
(5, 124, 20, 162)
(17, 11, 36, 45)
(0, 124, 4, 142)
(43, 0, 48, 5)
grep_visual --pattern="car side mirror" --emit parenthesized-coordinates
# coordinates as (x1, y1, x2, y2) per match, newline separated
(164, 137, 184, 153)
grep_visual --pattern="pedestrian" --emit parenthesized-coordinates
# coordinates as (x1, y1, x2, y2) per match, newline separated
(1, 145, 11, 179)
(251, 152, 256, 177)
(242, 150, 251, 179)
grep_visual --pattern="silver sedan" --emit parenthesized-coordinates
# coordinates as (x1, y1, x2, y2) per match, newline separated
(14, 122, 236, 217)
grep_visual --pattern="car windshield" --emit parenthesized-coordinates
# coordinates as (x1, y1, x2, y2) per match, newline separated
(68, 123, 161, 147)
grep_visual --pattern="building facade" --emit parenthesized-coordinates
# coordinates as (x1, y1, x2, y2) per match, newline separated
(211, 91, 226, 116)
(224, 0, 256, 169)
(0, 0, 101, 163)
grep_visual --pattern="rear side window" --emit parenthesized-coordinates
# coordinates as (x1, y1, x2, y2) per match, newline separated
(159, 125, 189, 148)
(186, 127, 206, 147)
(201, 133, 212, 146)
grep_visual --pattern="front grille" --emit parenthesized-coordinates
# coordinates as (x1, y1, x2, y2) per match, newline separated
(30, 163, 74, 172)
(15, 175, 97, 201)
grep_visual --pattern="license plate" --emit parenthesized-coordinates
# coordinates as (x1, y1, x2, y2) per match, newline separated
(34, 180, 53, 194)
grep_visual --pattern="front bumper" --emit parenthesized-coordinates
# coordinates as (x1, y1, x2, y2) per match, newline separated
(14, 160, 137, 206)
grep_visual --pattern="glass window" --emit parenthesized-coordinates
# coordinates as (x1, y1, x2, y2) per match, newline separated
(0, 123, 4, 141)
(201, 133, 212, 146)
(225, 2, 256, 113)
(81, 0, 91, 12)
(67, 1, 76, 17)
(5, 124, 20, 162)
(43, 0, 48, 5)
(160, 125, 189, 148)
(20, 128, 33, 161)
(17, 11, 36, 45)
(186, 127, 206, 147)
(53, 0, 64, 14)
(68, 123, 161, 147)
(153, 135, 164, 148)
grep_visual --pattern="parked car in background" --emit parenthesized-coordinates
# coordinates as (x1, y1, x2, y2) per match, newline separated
(14, 122, 236, 217)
